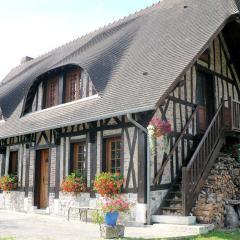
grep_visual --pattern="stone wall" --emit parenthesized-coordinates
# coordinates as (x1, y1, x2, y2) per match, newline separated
(53, 192, 138, 223)
(0, 191, 25, 211)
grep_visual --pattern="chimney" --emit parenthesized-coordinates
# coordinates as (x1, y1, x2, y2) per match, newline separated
(20, 56, 33, 64)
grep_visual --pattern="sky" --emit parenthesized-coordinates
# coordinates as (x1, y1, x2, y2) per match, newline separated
(0, 0, 158, 81)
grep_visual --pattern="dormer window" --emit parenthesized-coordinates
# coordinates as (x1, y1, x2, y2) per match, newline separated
(22, 65, 97, 115)
(65, 69, 81, 102)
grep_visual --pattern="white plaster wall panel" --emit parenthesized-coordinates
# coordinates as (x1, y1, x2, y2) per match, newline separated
(221, 46, 227, 77)
(5, 147, 10, 175)
(210, 42, 214, 71)
(18, 145, 23, 186)
(65, 137, 70, 176)
(87, 141, 91, 187)
(103, 129, 121, 137)
(123, 127, 138, 189)
(96, 131, 101, 174)
(60, 138, 64, 184)
(37, 82, 43, 111)
(70, 135, 86, 141)
(215, 38, 221, 74)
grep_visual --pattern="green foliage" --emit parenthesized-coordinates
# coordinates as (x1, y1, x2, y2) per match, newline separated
(182, 229, 240, 240)
(91, 210, 104, 225)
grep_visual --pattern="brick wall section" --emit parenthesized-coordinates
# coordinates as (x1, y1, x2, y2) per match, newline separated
(22, 146, 26, 187)
(50, 148, 56, 187)
(29, 150, 35, 187)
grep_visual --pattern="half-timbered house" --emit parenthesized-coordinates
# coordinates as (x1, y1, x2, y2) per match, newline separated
(0, 0, 240, 224)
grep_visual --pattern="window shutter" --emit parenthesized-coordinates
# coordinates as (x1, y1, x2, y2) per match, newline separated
(65, 69, 81, 102)
(45, 77, 59, 108)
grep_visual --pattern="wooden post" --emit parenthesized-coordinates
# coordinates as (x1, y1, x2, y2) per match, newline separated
(137, 128, 147, 203)
(88, 130, 97, 198)
(182, 167, 188, 216)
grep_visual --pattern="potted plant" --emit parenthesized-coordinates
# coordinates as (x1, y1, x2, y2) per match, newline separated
(101, 196, 130, 226)
(61, 173, 86, 193)
(0, 175, 18, 192)
(93, 196, 131, 239)
(93, 173, 130, 239)
(93, 172, 124, 197)
(147, 117, 172, 154)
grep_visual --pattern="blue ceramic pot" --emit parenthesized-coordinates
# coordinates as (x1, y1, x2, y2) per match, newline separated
(105, 211, 119, 226)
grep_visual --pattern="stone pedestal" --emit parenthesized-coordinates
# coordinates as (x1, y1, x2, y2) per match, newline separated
(100, 225, 125, 239)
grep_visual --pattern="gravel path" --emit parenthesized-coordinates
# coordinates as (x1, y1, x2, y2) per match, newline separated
(0, 210, 206, 239)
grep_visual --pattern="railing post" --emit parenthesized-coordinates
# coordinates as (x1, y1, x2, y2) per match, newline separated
(182, 167, 188, 216)
(228, 97, 233, 131)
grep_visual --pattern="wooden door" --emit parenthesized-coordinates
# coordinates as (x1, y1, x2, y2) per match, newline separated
(39, 149, 49, 209)
(196, 71, 215, 131)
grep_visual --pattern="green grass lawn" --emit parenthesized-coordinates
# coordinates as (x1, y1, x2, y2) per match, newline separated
(181, 229, 240, 240)
(1, 229, 239, 240)
(123, 229, 240, 240)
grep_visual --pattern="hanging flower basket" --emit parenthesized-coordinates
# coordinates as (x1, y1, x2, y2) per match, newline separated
(147, 118, 172, 155)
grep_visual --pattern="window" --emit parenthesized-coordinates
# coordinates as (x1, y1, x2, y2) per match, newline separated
(106, 137, 122, 173)
(71, 142, 86, 177)
(8, 151, 18, 175)
(44, 77, 59, 108)
(22, 66, 98, 115)
(65, 69, 81, 102)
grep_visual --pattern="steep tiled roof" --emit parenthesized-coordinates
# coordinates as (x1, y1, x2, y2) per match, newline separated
(0, 0, 239, 138)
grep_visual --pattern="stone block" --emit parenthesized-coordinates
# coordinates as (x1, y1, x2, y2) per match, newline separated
(100, 225, 125, 239)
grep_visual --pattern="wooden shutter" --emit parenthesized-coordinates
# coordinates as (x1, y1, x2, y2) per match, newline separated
(45, 77, 59, 108)
(65, 69, 81, 102)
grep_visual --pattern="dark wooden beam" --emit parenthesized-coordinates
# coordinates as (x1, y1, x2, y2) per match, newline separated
(137, 128, 147, 203)
(88, 131, 97, 198)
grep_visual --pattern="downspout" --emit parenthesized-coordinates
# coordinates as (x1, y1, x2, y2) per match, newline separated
(126, 113, 151, 225)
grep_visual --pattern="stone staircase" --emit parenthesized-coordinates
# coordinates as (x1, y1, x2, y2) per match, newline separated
(155, 175, 183, 215)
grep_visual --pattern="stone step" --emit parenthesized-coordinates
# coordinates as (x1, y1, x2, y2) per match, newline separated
(160, 206, 182, 211)
(32, 208, 50, 215)
(151, 215, 196, 225)
(165, 198, 182, 203)
(169, 191, 182, 195)
(152, 223, 215, 235)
